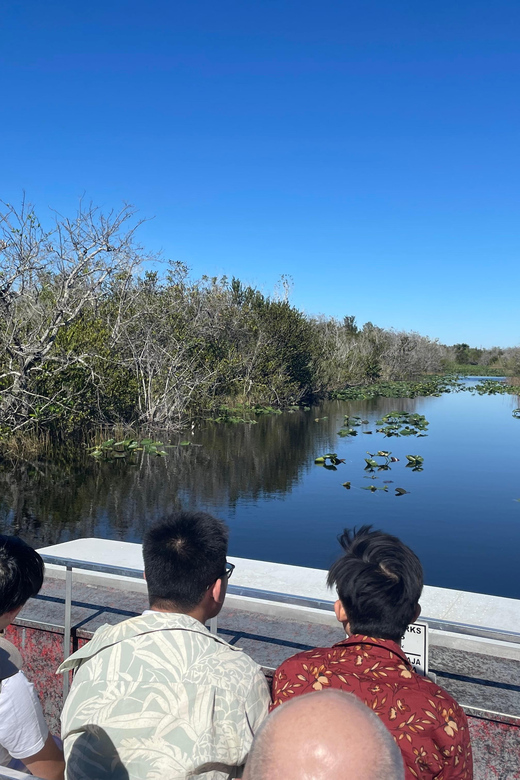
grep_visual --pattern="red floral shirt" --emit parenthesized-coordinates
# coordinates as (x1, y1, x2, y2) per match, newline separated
(272, 635, 473, 780)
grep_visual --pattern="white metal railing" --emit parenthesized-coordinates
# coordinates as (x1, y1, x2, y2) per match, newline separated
(39, 553, 520, 722)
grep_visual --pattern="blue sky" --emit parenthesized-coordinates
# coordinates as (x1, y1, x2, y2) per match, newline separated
(1, 0, 519, 347)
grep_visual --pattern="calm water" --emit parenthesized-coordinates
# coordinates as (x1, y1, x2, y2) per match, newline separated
(1, 379, 519, 599)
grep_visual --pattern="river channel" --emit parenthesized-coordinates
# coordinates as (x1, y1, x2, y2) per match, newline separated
(1, 379, 519, 599)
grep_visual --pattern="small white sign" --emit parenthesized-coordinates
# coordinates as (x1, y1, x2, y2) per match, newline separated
(401, 621, 429, 676)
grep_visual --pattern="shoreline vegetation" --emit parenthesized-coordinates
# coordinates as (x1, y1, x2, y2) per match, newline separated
(1, 200, 519, 460)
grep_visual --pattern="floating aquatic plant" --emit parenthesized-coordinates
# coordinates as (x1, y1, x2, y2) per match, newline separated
(89, 438, 167, 461)
(405, 455, 424, 471)
(332, 376, 463, 401)
(364, 451, 398, 472)
(472, 379, 516, 395)
(375, 411, 429, 438)
(315, 452, 345, 467)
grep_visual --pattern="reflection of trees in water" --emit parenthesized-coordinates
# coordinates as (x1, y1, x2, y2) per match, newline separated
(0, 406, 351, 546)
(344, 396, 420, 418)
(0, 397, 429, 547)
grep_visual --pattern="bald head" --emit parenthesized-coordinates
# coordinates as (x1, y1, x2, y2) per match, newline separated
(244, 690, 404, 780)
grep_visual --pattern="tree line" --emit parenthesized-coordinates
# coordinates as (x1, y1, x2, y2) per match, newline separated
(0, 200, 516, 440)
(445, 343, 520, 374)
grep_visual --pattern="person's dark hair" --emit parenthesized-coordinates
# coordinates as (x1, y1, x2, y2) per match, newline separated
(327, 525, 423, 642)
(0, 536, 44, 614)
(142, 512, 229, 611)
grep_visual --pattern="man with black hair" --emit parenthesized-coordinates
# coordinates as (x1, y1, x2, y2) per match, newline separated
(0, 535, 64, 779)
(60, 512, 270, 780)
(272, 526, 473, 780)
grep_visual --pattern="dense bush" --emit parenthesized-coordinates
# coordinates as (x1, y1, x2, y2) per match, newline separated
(0, 200, 515, 440)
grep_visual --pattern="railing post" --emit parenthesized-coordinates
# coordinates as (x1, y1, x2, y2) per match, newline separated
(63, 565, 73, 698)
(208, 617, 218, 635)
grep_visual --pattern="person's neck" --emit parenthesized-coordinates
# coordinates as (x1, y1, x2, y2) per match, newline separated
(149, 603, 207, 625)
(346, 632, 402, 648)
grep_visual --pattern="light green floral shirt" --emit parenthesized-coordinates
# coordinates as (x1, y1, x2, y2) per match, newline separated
(59, 612, 270, 780)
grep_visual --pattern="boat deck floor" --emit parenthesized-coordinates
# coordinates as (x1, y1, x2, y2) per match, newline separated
(7, 576, 520, 780)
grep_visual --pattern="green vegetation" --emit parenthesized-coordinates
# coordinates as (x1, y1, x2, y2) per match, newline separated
(0, 198, 519, 455)
(441, 363, 509, 377)
(375, 411, 429, 437)
(317, 440, 425, 494)
(315, 453, 346, 469)
(332, 376, 461, 400)
(473, 379, 519, 395)
(89, 438, 167, 461)
(442, 342, 520, 376)
(405, 455, 424, 471)
(364, 450, 396, 471)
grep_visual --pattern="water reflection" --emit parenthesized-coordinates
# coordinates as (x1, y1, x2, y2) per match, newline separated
(2, 387, 520, 599)
(0, 404, 361, 546)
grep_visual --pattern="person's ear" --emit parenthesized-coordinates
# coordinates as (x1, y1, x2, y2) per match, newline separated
(334, 599, 348, 626)
(210, 577, 225, 606)
(0, 605, 24, 631)
(413, 603, 421, 622)
(143, 570, 146, 581)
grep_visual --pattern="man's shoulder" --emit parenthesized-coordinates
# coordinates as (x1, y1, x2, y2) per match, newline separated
(410, 671, 468, 717)
(273, 643, 465, 707)
(0, 671, 49, 747)
(275, 646, 332, 673)
(61, 613, 241, 668)
(0, 669, 34, 698)
(63, 612, 265, 687)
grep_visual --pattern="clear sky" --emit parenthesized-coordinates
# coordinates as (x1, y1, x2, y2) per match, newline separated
(2, 0, 519, 347)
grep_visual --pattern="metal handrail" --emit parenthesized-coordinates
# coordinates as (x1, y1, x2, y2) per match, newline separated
(39, 553, 520, 725)
(41, 553, 520, 647)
